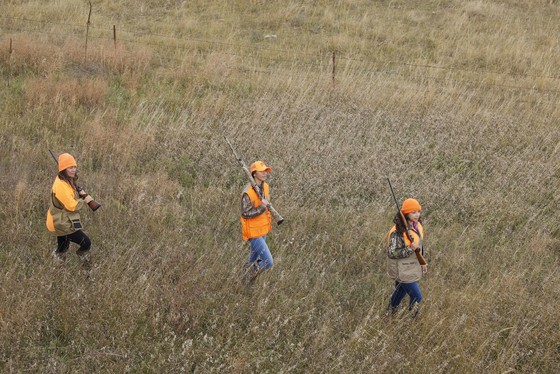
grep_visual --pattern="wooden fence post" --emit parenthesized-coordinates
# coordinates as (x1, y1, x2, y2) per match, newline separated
(8, 38, 13, 87)
(84, 1, 92, 62)
(113, 25, 117, 50)
(332, 50, 336, 86)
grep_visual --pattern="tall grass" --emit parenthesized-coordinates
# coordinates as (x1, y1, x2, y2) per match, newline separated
(1, 0, 560, 372)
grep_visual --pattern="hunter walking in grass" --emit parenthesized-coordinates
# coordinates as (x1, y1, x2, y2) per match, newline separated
(46, 153, 95, 266)
(240, 161, 274, 284)
(386, 198, 428, 318)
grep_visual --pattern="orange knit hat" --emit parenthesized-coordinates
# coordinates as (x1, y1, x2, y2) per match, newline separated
(250, 161, 271, 173)
(401, 198, 421, 215)
(58, 153, 77, 172)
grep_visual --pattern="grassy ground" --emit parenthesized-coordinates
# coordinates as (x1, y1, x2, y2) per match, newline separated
(1, 0, 560, 372)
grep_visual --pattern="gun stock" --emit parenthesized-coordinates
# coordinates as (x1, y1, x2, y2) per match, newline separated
(224, 137, 284, 225)
(387, 178, 426, 266)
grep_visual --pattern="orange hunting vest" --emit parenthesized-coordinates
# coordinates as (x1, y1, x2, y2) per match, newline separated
(387, 222, 424, 248)
(240, 183, 272, 241)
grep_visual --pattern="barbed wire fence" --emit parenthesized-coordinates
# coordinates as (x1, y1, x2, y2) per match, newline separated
(2, 11, 560, 102)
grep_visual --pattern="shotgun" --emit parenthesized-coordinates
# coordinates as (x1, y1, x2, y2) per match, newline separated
(49, 150, 101, 211)
(224, 137, 284, 225)
(387, 178, 426, 265)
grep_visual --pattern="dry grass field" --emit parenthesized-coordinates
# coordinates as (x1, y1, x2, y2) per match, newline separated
(1, 0, 560, 372)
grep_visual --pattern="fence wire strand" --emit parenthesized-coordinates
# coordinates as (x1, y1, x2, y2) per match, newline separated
(2, 14, 560, 98)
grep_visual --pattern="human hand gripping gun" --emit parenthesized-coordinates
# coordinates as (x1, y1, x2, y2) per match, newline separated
(224, 137, 284, 225)
(387, 178, 426, 266)
(49, 150, 101, 211)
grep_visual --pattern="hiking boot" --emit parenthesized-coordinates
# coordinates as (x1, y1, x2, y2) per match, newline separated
(409, 302, 420, 319)
(52, 250, 67, 264)
(241, 263, 260, 287)
(385, 305, 400, 318)
(76, 250, 92, 271)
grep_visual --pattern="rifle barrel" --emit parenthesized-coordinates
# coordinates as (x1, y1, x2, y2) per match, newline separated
(49, 149, 58, 165)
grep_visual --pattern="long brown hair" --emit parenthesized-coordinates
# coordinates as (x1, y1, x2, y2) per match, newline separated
(393, 212, 422, 235)
(57, 170, 78, 190)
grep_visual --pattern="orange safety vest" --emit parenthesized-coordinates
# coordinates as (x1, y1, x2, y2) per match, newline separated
(240, 183, 272, 241)
(387, 222, 424, 248)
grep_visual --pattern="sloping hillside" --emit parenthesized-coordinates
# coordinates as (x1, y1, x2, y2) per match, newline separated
(1, 1, 559, 372)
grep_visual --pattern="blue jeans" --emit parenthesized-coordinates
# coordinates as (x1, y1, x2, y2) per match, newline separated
(389, 281, 422, 310)
(246, 236, 273, 270)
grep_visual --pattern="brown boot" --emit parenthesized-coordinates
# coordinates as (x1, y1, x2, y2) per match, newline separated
(242, 263, 261, 287)
(52, 250, 67, 265)
(409, 302, 420, 319)
(77, 250, 92, 271)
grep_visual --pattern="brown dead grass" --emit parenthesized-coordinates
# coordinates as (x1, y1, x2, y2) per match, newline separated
(1, 1, 560, 373)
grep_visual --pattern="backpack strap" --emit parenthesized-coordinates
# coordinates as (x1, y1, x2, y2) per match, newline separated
(51, 192, 64, 210)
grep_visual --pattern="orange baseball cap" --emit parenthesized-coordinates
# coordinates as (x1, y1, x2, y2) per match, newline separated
(250, 161, 271, 173)
(401, 198, 421, 214)
(58, 153, 77, 172)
